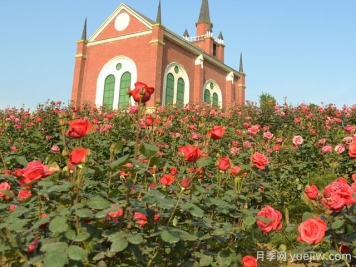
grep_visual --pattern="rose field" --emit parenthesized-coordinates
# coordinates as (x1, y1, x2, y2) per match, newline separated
(1, 86, 356, 267)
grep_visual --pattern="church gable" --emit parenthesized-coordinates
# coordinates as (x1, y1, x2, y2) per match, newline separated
(89, 4, 153, 42)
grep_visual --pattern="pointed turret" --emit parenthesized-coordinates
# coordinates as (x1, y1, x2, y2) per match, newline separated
(183, 29, 189, 38)
(196, 0, 213, 36)
(218, 32, 223, 40)
(156, 0, 162, 24)
(197, 0, 211, 25)
(81, 18, 87, 40)
(239, 53, 244, 73)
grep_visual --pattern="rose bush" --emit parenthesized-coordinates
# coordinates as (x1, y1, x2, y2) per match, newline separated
(0, 98, 356, 266)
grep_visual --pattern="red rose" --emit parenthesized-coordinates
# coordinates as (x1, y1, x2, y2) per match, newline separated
(208, 126, 225, 140)
(18, 189, 32, 201)
(133, 212, 148, 227)
(180, 177, 192, 189)
(322, 179, 355, 211)
(28, 237, 39, 253)
(0, 182, 12, 200)
(297, 217, 327, 244)
(256, 205, 283, 233)
(250, 152, 269, 170)
(305, 185, 319, 200)
(128, 82, 154, 103)
(349, 136, 356, 157)
(160, 174, 175, 186)
(242, 255, 257, 267)
(108, 207, 124, 220)
(69, 148, 89, 165)
(230, 166, 242, 176)
(19, 161, 54, 187)
(218, 156, 231, 171)
(178, 144, 202, 162)
(170, 167, 177, 176)
(66, 119, 92, 138)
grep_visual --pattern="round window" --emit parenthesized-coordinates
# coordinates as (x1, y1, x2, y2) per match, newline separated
(116, 63, 122, 70)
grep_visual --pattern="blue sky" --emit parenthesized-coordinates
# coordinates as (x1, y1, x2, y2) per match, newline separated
(1, 0, 355, 110)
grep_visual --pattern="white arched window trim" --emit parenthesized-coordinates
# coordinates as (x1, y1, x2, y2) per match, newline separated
(162, 62, 190, 105)
(96, 56, 137, 109)
(203, 79, 222, 108)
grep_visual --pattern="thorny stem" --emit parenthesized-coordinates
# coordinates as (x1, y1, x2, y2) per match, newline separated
(0, 150, 8, 170)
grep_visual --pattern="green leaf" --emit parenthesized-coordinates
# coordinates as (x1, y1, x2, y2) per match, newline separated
(113, 141, 125, 154)
(111, 238, 128, 252)
(76, 208, 94, 218)
(41, 242, 67, 253)
(15, 156, 28, 166)
(217, 250, 232, 266)
(188, 204, 204, 218)
(198, 253, 213, 266)
(43, 252, 67, 267)
(127, 234, 144, 245)
(110, 154, 130, 170)
(49, 216, 68, 233)
(8, 219, 29, 231)
(65, 229, 76, 241)
(74, 232, 91, 242)
(67, 245, 88, 261)
(196, 157, 212, 168)
(140, 143, 159, 159)
(244, 216, 256, 226)
(48, 184, 70, 193)
(160, 229, 180, 243)
(87, 196, 111, 210)
(302, 212, 315, 221)
(331, 219, 344, 229)
(285, 224, 296, 232)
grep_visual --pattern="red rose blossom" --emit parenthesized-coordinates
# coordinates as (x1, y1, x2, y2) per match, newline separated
(66, 119, 92, 138)
(322, 179, 355, 211)
(218, 156, 231, 171)
(242, 255, 257, 267)
(250, 152, 269, 170)
(160, 174, 175, 186)
(297, 217, 327, 244)
(180, 177, 192, 189)
(256, 205, 283, 233)
(128, 82, 154, 103)
(69, 148, 89, 165)
(178, 144, 202, 162)
(19, 161, 54, 187)
(349, 136, 356, 158)
(305, 185, 319, 200)
(208, 126, 225, 140)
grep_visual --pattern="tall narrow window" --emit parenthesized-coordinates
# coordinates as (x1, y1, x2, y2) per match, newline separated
(212, 93, 219, 107)
(213, 43, 217, 56)
(165, 73, 174, 105)
(176, 78, 185, 108)
(204, 89, 211, 104)
(103, 75, 115, 109)
(118, 72, 131, 109)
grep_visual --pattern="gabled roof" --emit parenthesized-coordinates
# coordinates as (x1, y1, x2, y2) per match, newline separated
(88, 3, 155, 42)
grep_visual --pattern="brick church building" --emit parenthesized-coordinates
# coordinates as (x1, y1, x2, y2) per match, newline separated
(71, 0, 245, 110)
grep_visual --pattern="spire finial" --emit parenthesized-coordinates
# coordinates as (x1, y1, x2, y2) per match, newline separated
(239, 53, 244, 73)
(198, 0, 211, 24)
(81, 17, 87, 40)
(156, 0, 162, 24)
(183, 29, 189, 37)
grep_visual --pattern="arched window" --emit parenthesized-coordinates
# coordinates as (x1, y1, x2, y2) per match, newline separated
(165, 73, 174, 105)
(96, 56, 137, 109)
(103, 75, 115, 109)
(204, 89, 211, 104)
(203, 81, 222, 108)
(162, 63, 189, 106)
(176, 78, 185, 108)
(118, 72, 131, 109)
(212, 93, 219, 107)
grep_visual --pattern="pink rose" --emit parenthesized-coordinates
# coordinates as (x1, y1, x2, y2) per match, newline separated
(305, 185, 319, 200)
(18, 189, 32, 201)
(323, 179, 355, 211)
(19, 161, 55, 187)
(0, 182, 12, 200)
(297, 217, 327, 244)
(250, 152, 269, 170)
(292, 135, 304, 145)
(256, 205, 283, 233)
